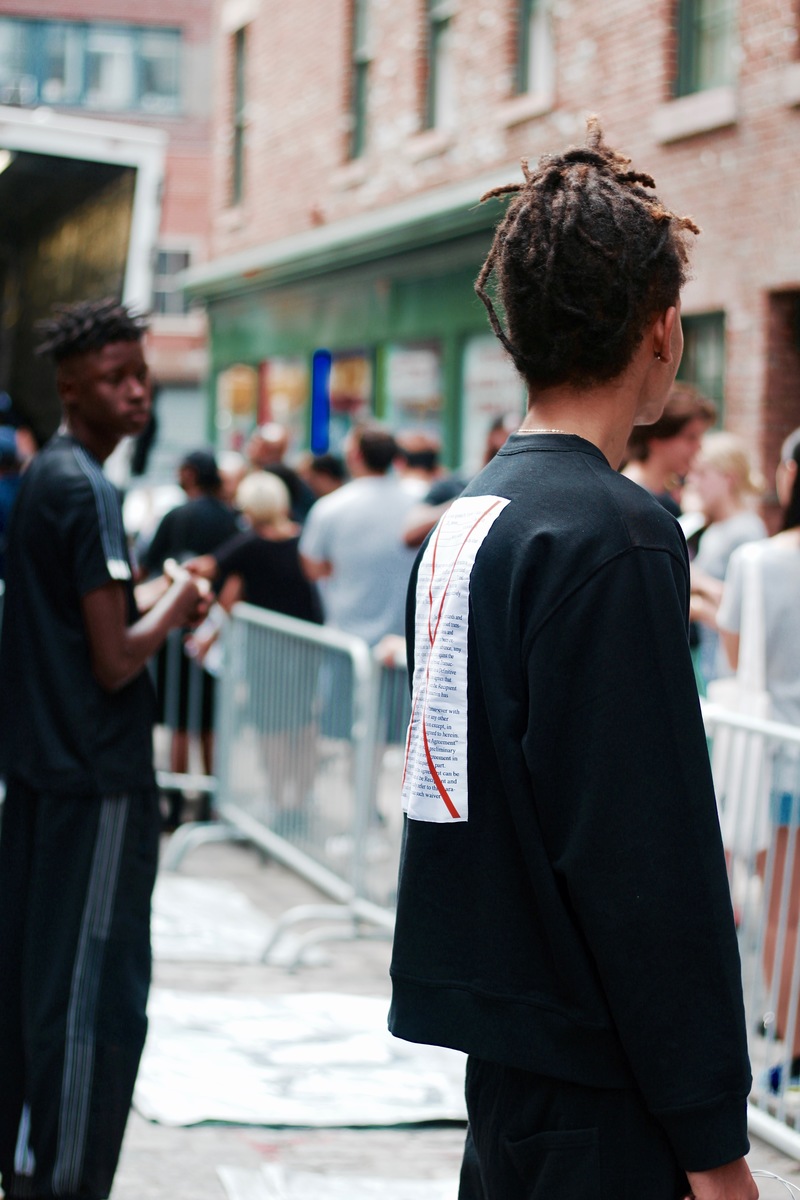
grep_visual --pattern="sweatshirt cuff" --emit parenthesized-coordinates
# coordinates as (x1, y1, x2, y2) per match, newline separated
(655, 1091, 750, 1172)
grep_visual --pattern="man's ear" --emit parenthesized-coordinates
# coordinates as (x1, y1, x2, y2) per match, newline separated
(652, 306, 678, 364)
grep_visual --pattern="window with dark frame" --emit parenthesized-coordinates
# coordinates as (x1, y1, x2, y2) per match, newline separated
(515, 0, 552, 95)
(674, 0, 736, 97)
(153, 248, 191, 317)
(677, 312, 726, 415)
(349, 0, 370, 159)
(424, 0, 455, 130)
(0, 17, 181, 113)
(231, 26, 246, 207)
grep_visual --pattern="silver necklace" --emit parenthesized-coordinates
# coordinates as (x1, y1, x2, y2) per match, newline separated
(516, 427, 570, 435)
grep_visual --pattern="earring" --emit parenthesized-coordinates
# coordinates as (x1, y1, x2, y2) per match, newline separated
(654, 352, 662, 361)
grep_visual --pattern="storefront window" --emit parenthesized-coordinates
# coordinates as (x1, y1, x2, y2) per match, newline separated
(216, 364, 259, 451)
(385, 342, 443, 438)
(329, 352, 373, 451)
(258, 357, 310, 452)
(461, 336, 525, 473)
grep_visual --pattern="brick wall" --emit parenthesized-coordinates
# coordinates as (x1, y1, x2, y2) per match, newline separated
(206, 0, 800, 473)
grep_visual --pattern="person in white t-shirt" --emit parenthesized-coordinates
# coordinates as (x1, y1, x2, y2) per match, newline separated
(299, 423, 417, 646)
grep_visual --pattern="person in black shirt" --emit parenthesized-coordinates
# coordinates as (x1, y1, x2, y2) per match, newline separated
(139, 447, 239, 825)
(389, 121, 755, 1200)
(0, 299, 207, 1200)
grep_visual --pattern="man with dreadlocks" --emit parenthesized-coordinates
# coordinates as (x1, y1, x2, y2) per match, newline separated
(0, 299, 207, 1200)
(389, 121, 755, 1199)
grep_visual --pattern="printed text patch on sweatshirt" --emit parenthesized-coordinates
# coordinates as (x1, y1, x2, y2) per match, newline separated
(402, 495, 509, 822)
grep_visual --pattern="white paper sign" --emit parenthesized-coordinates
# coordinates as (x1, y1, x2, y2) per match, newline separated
(402, 495, 509, 823)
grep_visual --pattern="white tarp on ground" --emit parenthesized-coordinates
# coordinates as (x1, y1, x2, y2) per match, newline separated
(134, 990, 468, 1127)
(218, 1165, 457, 1200)
(151, 875, 323, 966)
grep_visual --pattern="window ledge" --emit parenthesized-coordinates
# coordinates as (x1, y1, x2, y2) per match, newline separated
(782, 62, 800, 107)
(405, 127, 454, 163)
(652, 85, 737, 143)
(332, 158, 369, 190)
(497, 91, 553, 127)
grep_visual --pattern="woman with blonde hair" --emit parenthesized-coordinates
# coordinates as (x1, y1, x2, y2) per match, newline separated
(187, 470, 323, 827)
(191, 470, 322, 622)
(688, 430, 767, 686)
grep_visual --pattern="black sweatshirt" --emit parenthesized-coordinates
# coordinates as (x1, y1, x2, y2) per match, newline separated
(389, 433, 750, 1174)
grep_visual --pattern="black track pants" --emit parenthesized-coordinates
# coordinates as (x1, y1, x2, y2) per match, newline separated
(459, 1056, 690, 1200)
(0, 781, 159, 1200)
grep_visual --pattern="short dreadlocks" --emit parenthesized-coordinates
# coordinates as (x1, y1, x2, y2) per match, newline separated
(475, 117, 700, 391)
(36, 298, 148, 363)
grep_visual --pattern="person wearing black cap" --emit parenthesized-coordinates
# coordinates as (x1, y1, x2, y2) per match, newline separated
(139, 448, 239, 825)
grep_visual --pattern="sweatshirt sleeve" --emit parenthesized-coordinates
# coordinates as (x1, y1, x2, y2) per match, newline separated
(525, 544, 751, 1172)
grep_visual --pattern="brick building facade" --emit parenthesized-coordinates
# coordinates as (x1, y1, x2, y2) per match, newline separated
(0, 1, 213, 462)
(186, 0, 800, 495)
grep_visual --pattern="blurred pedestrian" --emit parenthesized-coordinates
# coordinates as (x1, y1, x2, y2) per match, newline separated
(139, 447, 239, 826)
(218, 449, 248, 506)
(389, 121, 754, 1200)
(0, 299, 207, 1200)
(402, 414, 518, 549)
(246, 421, 315, 521)
(299, 422, 416, 646)
(187, 471, 323, 827)
(623, 382, 716, 514)
(718, 426, 800, 1088)
(395, 431, 445, 497)
(299, 451, 347, 499)
(687, 431, 766, 686)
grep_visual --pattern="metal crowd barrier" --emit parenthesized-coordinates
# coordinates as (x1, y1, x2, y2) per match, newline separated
(151, 627, 217, 815)
(702, 699, 800, 1159)
(164, 603, 410, 959)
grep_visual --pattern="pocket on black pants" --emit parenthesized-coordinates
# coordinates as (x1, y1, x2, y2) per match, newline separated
(505, 1127, 600, 1200)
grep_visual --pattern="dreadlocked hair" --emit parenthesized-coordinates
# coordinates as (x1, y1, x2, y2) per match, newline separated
(475, 116, 700, 390)
(36, 298, 148, 363)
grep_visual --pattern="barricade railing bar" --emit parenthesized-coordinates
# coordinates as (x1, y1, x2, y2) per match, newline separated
(164, 602, 403, 958)
(151, 627, 216, 811)
(702, 699, 800, 1159)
